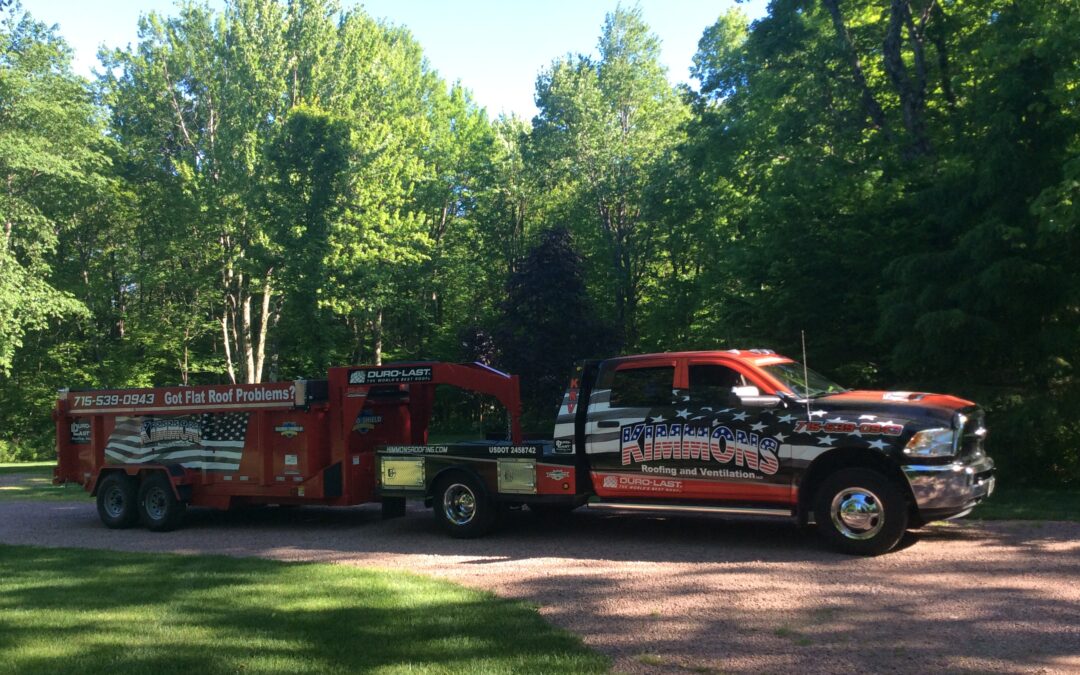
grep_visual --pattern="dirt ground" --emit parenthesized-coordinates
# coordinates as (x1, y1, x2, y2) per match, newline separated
(1, 498, 1077, 674)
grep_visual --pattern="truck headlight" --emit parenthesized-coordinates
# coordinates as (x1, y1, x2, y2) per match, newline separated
(904, 428, 957, 458)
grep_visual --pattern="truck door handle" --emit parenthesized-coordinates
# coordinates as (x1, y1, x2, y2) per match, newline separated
(597, 420, 619, 428)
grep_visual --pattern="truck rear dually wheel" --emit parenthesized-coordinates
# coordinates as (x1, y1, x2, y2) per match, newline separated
(137, 473, 186, 532)
(814, 468, 907, 556)
(434, 474, 496, 538)
(96, 473, 139, 529)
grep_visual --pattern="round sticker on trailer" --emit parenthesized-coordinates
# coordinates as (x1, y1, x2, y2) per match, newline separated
(354, 410, 383, 433)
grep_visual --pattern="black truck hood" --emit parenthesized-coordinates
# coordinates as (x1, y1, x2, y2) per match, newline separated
(809, 389, 975, 426)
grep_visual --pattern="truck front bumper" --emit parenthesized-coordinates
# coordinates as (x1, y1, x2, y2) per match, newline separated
(903, 454, 995, 521)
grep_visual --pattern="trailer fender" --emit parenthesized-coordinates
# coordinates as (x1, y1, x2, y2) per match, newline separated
(139, 466, 190, 503)
(89, 467, 134, 497)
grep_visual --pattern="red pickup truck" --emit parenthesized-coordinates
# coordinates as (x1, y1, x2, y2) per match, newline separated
(55, 350, 994, 555)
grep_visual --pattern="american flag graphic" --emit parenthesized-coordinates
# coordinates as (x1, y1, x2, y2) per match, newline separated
(104, 413, 249, 471)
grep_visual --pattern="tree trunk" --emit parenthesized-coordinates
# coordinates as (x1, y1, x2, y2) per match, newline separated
(884, 0, 932, 157)
(926, 1, 957, 112)
(253, 268, 273, 383)
(373, 309, 383, 366)
(241, 290, 255, 383)
(822, 0, 888, 131)
(221, 311, 237, 384)
(179, 328, 190, 386)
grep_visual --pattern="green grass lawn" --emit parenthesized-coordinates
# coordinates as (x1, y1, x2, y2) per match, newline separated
(969, 486, 1080, 522)
(0, 462, 89, 503)
(0, 545, 608, 675)
(0, 461, 54, 475)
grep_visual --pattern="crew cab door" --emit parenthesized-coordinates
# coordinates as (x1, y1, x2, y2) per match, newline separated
(682, 357, 792, 505)
(585, 357, 679, 498)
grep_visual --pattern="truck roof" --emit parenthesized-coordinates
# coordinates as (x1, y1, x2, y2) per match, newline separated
(605, 349, 795, 366)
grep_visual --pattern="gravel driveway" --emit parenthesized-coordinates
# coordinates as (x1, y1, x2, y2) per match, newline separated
(2, 498, 1078, 674)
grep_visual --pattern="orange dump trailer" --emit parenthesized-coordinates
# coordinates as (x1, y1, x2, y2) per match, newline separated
(53, 363, 522, 530)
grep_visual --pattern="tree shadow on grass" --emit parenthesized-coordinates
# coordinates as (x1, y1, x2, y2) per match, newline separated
(0, 545, 607, 675)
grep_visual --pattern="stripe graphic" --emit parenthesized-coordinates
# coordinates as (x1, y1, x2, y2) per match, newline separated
(104, 413, 248, 471)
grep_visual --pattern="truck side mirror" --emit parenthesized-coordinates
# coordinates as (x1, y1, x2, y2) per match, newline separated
(733, 386, 782, 408)
(739, 395, 782, 408)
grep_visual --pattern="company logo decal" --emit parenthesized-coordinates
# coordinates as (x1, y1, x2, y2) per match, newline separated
(353, 411, 383, 434)
(620, 422, 780, 475)
(349, 367, 433, 385)
(69, 420, 90, 445)
(600, 473, 684, 494)
(274, 421, 304, 437)
(142, 418, 202, 444)
(545, 469, 570, 481)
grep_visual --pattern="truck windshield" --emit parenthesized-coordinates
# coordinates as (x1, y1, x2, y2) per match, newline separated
(761, 362, 847, 398)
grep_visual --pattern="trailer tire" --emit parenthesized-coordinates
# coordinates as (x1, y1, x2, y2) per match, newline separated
(814, 468, 908, 556)
(433, 473, 496, 538)
(96, 473, 139, 529)
(137, 473, 187, 532)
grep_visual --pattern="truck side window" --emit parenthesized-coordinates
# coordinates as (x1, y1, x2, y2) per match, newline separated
(609, 366, 675, 408)
(688, 364, 746, 404)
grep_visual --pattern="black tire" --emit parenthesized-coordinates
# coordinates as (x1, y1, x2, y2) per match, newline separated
(96, 473, 139, 529)
(814, 468, 908, 556)
(137, 473, 187, 532)
(433, 473, 496, 538)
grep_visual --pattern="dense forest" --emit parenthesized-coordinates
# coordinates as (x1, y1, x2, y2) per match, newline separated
(1, 0, 1077, 486)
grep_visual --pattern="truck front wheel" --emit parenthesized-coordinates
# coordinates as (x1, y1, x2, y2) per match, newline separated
(137, 474, 187, 532)
(814, 468, 908, 556)
(434, 474, 496, 538)
(96, 473, 139, 529)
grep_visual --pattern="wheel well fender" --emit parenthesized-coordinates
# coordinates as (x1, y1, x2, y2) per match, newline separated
(427, 465, 488, 500)
(136, 468, 186, 502)
(796, 446, 915, 525)
(90, 468, 136, 496)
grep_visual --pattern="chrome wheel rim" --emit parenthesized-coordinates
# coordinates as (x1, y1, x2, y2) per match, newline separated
(831, 488, 884, 540)
(144, 487, 169, 521)
(103, 485, 126, 518)
(443, 483, 477, 526)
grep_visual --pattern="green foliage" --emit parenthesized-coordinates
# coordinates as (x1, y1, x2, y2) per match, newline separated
(495, 227, 614, 430)
(673, 0, 1080, 484)
(970, 486, 1080, 522)
(532, 6, 689, 345)
(0, 10, 96, 373)
(0, 545, 609, 673)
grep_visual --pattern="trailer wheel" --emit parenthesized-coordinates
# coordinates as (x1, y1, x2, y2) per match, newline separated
(433, 474, 496, 538)
(137, 473, 187, 532)
(96, 473, 139, 529)
(814, 468, 908, 556)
